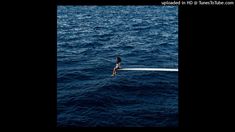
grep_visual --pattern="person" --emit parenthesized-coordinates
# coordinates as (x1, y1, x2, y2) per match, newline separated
(112, 56, 121, 76)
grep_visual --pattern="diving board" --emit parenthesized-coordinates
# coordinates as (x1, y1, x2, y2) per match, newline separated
(118, 68, 178, 72)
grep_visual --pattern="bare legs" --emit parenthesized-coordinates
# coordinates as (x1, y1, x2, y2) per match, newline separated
(112, 63, 121, 76)
(112, 67, 118, 76)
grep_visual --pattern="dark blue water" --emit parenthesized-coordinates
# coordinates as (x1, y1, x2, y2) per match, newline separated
(57, 6, 178, 127)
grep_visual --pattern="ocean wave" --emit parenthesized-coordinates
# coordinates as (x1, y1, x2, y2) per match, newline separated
(57, 6, 178, 127)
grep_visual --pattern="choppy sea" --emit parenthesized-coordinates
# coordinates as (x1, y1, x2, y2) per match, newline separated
(57, 6, 178, 127)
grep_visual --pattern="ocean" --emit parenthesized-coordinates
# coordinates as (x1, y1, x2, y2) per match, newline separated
(57, 6, 178, 127)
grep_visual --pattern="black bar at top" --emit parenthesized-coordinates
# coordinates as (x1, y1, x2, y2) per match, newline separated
(57, 0, 165, 5)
